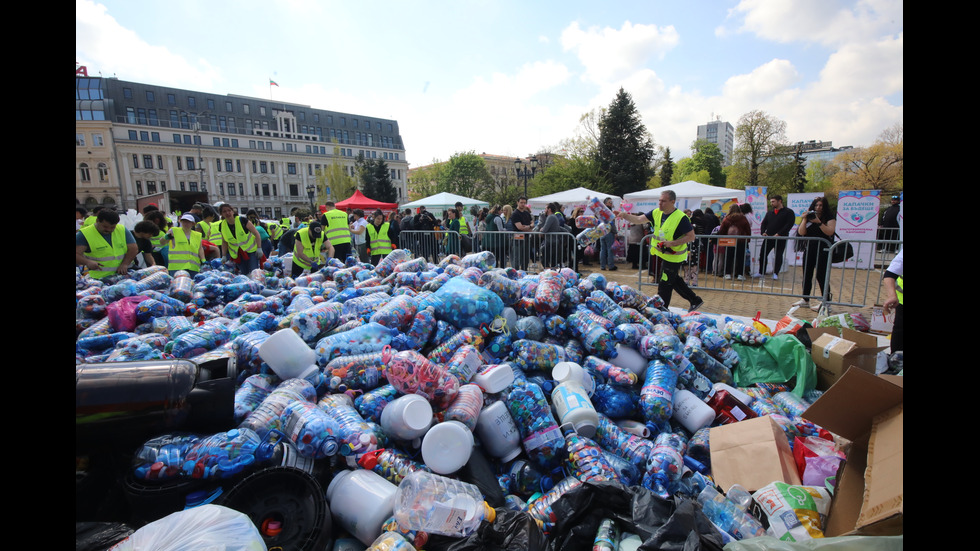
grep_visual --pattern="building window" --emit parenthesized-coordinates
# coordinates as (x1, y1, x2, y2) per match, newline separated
(239, 183, 244, 196)
(146, 90, 154, 102)
(128, 130, 138, 140)
(79, 163, 91, 182)
(151, 132, 160, 142)
(222, 138, 230, 147)
(123, 87, 133, 99)
(126, 108, 136, 124)
(188, 96, 196, 108)
(259, 106, 266, 116)
(272, 184, 277, 196)
(260, 161, 268, 174)
(262, 184, 270, 196)
(249, 140, 256, 149)
(288, 163, 297, 175)
(226, 101, 233, 112)
(157, 155, 163, 168)
(187, 157, 196, 171)
(177, 157, 182, 170)
(226, 159, 233, 172)
(207, 99, 215, 110)
(146, 181, 157, 194)
(167, 93, 176, 105)
(136, 181, 143, 195)
(243, 104, 250, 114)
(219, 182, 225, 195)
(189, 182, 198, 191)
(231, 139, 238, 148)
(340, 117, 346, 127)
(132, 154, 139, 168)
(216, 158, 222, 172)
(236, 160, 242, 172)
(173, 133, 181, 143)
(143, 155, 153, 169)
(228, 182, 236, 196)
(76, 133, 85, 147)
(98, 163, 109, 182)
(214, 137, 221, 147)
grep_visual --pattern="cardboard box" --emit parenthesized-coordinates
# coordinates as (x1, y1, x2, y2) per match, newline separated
(803, 369, 903, 536)
(708, 415, 802, 493)
(809, 327, 888, 390)
(870, 305, 896, 333)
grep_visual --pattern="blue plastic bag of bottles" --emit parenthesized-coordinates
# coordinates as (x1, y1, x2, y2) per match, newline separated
(421, 276, 504, 331)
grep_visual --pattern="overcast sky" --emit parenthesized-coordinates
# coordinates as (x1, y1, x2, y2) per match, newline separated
(77, 0, 903, 168)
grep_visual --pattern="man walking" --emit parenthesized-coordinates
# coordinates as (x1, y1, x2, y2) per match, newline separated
(757, 194, 795, 280)
(616, 190, 704, 311)
(510, 196, 534, 271)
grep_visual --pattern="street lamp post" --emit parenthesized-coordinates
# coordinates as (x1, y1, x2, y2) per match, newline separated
(306, 183, 316, 213)
(514, 155, 538, 197)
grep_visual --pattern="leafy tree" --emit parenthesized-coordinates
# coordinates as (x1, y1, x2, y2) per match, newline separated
(830, 123, 903, 193)
(558, 107, 605, 159)
(689, 139, 726, 188)
(597, 88, 656, 196)
(529, 155, 611, 198)
(733, 110, 789, 189)
(319, 140, 357, 202)
(438, 151, 495, 201)
(371, 158, 397, 203)
(407, 162, 442, 202)
(805, 159, 837, 193)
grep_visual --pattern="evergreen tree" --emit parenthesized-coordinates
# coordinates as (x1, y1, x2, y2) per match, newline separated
(660, 147, 674, 186)
(372, 157, 398, 203)
(793, 144, 808, 193)
(597, 88, 655, 196)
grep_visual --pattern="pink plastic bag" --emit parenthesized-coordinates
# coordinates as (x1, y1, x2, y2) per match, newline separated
(107, 295, 150, 332)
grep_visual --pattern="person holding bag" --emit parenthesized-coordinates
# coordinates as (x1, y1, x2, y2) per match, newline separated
(794, 196, 836, 311)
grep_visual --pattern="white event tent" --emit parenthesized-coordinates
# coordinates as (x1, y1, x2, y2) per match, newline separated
(399, 192, 488, 217)
(527, 187, 622, 216)
(623, 181, 744, 213)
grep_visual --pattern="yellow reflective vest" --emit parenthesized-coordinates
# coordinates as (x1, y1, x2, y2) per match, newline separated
(169, 229, 203, 272)
(458, 215, 469, 236)
(220, 216, 258, 258)
(81, 223, 128, 279)
(367, 222, 392, 256)
(323, 209, 351, 246)
(896, 276, 903, 305)
(649, 209, 689, 263)
(201, 220, 224, 246)
(293, 227, 324, 270)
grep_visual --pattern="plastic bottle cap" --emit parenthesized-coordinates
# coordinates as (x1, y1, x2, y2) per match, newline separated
(483, 502, 496, 524)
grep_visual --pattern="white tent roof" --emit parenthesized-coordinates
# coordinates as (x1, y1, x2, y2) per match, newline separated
(623, 181, 745, 202)
(400, 192, 488, 210)
(528, 187, 622, 213)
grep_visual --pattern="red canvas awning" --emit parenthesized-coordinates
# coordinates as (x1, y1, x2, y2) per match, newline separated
(333, 190, 398, 212)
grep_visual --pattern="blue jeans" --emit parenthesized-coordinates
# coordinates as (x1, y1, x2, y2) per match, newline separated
(599, 232, 615, 268)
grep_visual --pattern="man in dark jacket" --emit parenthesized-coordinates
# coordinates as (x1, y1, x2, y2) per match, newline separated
(757, 194, 795, 280)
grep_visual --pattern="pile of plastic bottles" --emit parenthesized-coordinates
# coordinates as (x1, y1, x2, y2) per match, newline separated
(76, 249, 829, 549)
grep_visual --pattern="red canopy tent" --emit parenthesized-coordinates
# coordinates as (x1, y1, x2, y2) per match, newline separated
(332, 190, 398, 213)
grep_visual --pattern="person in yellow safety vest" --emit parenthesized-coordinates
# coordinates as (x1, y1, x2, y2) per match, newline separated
(167, 213, 206, 277)
(367, 211, 393, 265)
(218, 203, 262, 274)
(616, 189, 704, 312)
(75, 208, 139, 279)
(291, 221, 334, 278)
(321, 201, 353, 262)
(882, 249, 903, 354)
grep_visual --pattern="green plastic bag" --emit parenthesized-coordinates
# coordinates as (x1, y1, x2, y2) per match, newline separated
(731, 334, 816, 398)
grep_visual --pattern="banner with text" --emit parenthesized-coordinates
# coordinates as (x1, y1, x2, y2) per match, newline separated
(836, 190, 881, 268)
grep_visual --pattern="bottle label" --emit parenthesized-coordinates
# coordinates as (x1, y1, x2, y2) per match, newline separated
(429, 500, 469, 534)
(523, 426, 562, 452)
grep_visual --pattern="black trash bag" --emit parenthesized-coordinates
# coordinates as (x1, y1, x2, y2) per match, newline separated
(544, 480, 725, 551)
(76, 522, 135, 551)
(456, 446, 506, 508)
(425, 508, 548, 551)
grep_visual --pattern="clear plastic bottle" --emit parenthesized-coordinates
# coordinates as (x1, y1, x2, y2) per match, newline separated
(279, 399, 341, 459)
(180, 427, 279, 480)
(697, 484, 766, 540)
(393, 470, 496, 538)
(640, 359, 678, 425)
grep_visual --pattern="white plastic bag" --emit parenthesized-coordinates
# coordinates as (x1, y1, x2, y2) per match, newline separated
(110, 504, 267, 551)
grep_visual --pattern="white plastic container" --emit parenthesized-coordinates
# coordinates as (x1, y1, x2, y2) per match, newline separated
(552, 361, 595, 396)
(420, 420, 475, 474)
(671, 389, 715, 433)
(550, 381, 598, 438)
(326, 468, 398, 546)
(472, 363, 515, 394)
(380, 394, 433, 442)
(474, 400, 522, 462)
(258, 327, 318, 380)
(608, 344, 646, 377)
(614, 419, 651, 438)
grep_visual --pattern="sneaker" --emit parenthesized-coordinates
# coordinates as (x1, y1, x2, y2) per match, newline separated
(772, 273, 779, 280)
(751, 272, 763, 278)
(689, 298, 704, 312)
(609, 265, 617, 271)
(792, 298, 809, 307)
(810, 301, 822, 311)
(724, 274, 732, 280)
(736, 275, 745, 281)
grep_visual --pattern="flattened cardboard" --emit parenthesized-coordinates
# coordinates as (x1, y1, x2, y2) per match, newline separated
(809, 327, 888, 390)
(708, 416, 802, 493)
(803, 369, 903, 536)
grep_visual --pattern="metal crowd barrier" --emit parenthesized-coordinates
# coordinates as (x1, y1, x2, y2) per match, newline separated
(397, 229, 463, 264)
(395, 229, 577, 273)
(636, 233, 903, 312)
